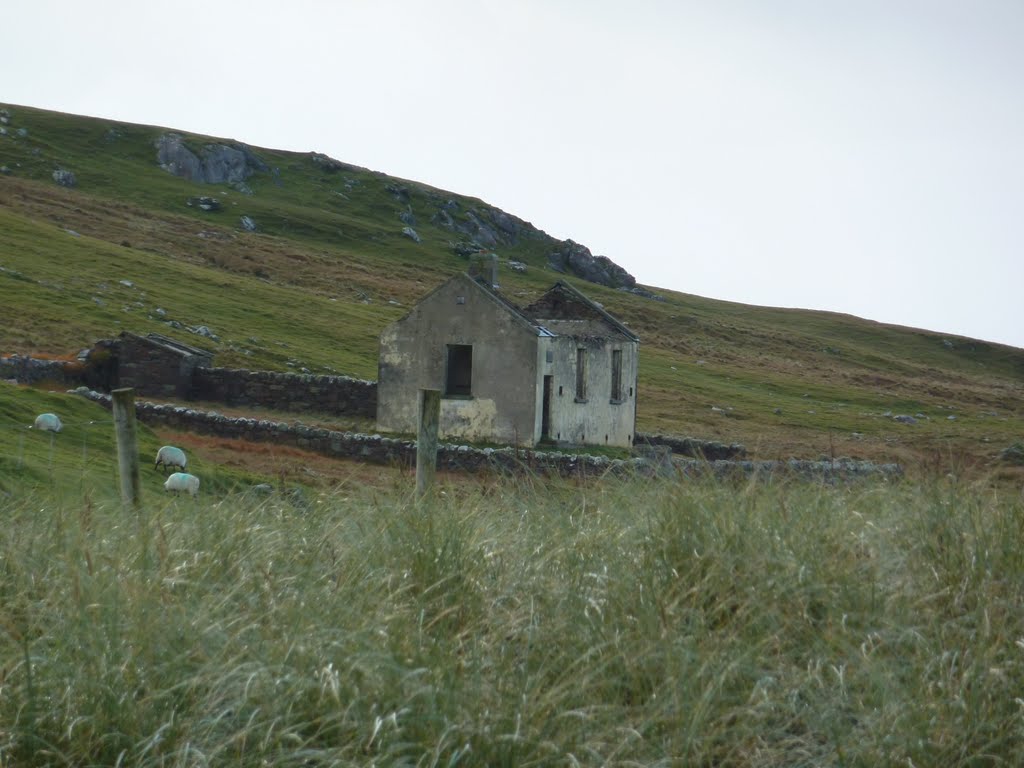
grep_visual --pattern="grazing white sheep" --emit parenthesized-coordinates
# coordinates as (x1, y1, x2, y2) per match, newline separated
(164, 472, 200, 497)
(33, 413, 62, 432)
(154, 445, 187, 473)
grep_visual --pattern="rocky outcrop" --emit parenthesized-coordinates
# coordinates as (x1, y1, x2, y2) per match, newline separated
(310, 152, 361, 174)
(52, 169, 77, 187)
(186, 196, 222, 212)
(156, 128, 638, 292)
(428, 195, 532, 250)
(548, 240, 636, 290)
(156, 133, 268, 185)
(999, 442, 1024, 465)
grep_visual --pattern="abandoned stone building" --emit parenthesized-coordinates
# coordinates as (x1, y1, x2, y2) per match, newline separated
(376, 273, 639, 448)
(114, 332, 213, 398)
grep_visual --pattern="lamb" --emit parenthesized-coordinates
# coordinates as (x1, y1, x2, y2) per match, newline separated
(33, 413, 63, 432)
(164, 472, 200, 497)
(154, 445, 187, 473)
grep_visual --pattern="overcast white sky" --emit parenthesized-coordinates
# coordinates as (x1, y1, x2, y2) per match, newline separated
(5, 0, 1023, 349)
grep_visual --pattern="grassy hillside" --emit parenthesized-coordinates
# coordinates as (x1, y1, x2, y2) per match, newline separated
(0, 385, 281, 500)
(1, 102, 1022, 471)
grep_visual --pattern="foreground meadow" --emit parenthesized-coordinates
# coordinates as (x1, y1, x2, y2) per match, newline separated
(1, 474, 1023, 766)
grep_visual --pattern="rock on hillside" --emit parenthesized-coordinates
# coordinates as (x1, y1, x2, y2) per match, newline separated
(548, 239, 636, 290)
(427, 195, 638, 289)
(428, 196, 530, 249)
(156, 133, 268, 185)
(156, 138, 638, 291)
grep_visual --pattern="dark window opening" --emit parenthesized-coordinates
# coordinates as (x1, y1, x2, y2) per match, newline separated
(542, 376, 553, 439)
(611, 349, 623, 402)
(558, 385, 563, 396)
(575, 347, 587, 401)
(445, 344, 472, 396)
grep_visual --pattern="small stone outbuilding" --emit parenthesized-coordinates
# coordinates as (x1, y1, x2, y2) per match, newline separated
(115, 332, 213, 398)
(377, 274, 639, 448)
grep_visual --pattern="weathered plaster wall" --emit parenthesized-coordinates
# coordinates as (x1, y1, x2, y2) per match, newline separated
(542, 336, 638, 447)
(526, 282, 640, 448)
(378, 275, 541, 444)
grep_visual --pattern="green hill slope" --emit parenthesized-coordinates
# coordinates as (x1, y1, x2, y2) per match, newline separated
(1, 103, 1022, 470)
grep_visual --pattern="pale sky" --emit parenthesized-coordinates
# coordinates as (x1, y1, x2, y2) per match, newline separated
(4, 0, 1023, 349)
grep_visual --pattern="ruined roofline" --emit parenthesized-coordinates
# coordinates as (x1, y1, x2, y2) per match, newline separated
(386, 273, 553, 337)
(468, 274, 555, 337)
(117, 330, 213, 358)
(391, 274, 636, 341)
(529, 280, 640, 343)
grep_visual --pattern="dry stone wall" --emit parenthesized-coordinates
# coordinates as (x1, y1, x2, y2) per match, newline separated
(636, 433, 746, 460)
(72, 388, 901, 482)
(191, 368, 376, 418)
(6, 355, 734, 456)
(1, 355, 80, 387)
(3, 353, 377, 419)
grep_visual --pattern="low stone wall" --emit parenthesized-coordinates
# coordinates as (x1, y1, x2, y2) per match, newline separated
(635, 433, 746, 460)
(191, 367, 377, 418)
(0, 355, 80, 387)
(3, 353, 377, 420)
(72, 388, 901, 482)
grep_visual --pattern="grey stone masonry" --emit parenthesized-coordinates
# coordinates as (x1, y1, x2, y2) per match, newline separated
(191, 367, 376, 418)
(635, 433, 746, 460)
(71, 387, 902, 482)
(1, 355, 80, 386)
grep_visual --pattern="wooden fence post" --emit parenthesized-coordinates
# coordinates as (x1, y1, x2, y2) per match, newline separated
(416, 389, 441, 499)
(112, 388, 142, 511)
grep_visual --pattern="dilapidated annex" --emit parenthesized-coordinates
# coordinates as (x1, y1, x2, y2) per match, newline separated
(376, 272, 639, 448)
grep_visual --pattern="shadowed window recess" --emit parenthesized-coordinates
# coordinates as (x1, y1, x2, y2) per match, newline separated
(575, 347, 587, 401)
(611, 349, 623, 402)
(445, 344, 473, 396)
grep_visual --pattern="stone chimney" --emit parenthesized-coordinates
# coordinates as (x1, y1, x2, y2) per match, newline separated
(488, 253, 499, 290)
(468, 252, 500, 290)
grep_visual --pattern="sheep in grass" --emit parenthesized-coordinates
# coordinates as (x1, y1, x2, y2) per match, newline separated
(164, 472, 200, 497)
(154, 445, 187, 473)
(33, 413, 63, 432)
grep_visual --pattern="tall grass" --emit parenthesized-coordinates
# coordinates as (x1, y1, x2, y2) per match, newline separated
(1, 475, 1022, 766)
